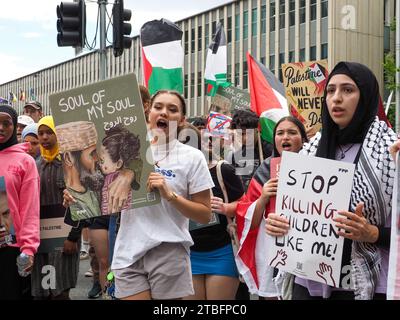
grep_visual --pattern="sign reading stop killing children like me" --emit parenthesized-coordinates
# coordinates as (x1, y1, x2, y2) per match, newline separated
(266, 151, 355, 287)
(50, 73, 160, 221)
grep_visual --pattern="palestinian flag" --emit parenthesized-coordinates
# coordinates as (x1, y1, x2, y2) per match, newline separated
(247, 52, 289, 143)
(204, 23, 230, 96)
(235, 157, 280, 297)
(140, 19, 184, 95)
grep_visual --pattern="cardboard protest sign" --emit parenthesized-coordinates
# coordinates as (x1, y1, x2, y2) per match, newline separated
(265, 157, 281, 215)
(387, 155, 400, 299)
(266, 152, 355, 287)
(38, 206, 72, 253)
(282, 60, 329, 135)
(210, 85, 250, 116)
(50, 73, 160, 221)
(0, 177, 15, 247)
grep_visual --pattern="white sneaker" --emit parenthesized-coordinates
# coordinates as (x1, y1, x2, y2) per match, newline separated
(84, 268, 93, 277)
(80, 251, 89, 260)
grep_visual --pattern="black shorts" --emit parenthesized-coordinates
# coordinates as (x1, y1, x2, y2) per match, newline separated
(88, 215, 110, 230)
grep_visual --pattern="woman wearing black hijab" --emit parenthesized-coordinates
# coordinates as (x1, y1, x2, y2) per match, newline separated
(0, 104, 40, 299)
(266, 62, 397, 300)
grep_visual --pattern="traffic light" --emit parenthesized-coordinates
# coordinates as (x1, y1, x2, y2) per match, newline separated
(57, 0, 86, 47)
(112, 0, 132, 57)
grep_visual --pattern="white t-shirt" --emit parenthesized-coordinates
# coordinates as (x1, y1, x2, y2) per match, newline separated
(112, 140, 214, 270)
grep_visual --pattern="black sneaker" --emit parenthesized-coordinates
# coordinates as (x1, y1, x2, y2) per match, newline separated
(87, 281, 102, 299)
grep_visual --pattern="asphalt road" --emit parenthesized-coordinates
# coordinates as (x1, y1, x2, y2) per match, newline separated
(70, 258, 94, 300)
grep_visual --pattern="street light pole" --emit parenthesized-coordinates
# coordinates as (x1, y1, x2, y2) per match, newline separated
(99, 0, 107, 80)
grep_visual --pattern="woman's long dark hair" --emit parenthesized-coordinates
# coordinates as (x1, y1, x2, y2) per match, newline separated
(272, 116, 308, 157)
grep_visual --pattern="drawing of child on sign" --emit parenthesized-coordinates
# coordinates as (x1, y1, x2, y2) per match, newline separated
(99, 125, 142, 215)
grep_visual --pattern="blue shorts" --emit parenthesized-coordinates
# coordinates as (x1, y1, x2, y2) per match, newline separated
(190, 244, 239, 278)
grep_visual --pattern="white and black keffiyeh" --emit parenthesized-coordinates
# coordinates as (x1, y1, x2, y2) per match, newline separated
(302, 118, 397, 299)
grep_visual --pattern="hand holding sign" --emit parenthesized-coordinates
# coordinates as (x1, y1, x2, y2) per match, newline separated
(333, 202, 379, 243)
(265, 213, 290, 237)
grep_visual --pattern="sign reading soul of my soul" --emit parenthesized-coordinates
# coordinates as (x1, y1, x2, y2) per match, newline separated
(50, 73, 160, 221)
(282, 60, 329, 135)
(266, 152, 355, 287)
(210, 85, 250, 116)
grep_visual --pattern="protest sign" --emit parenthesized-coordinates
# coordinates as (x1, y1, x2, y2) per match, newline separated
(38, 206, 72, 253)
(210, 85, 250, 116)
(205, 111, 232, 139)
(0, 177, 15, 247)
(282, 60, 329, 135)
(265, 151, 355, 287)
(50, 73, 160, 221)
(388, 155, 400, 299)
(265, 157, 281, 215)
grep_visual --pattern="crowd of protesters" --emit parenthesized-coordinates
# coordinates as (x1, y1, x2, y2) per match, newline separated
(1, 62, 400, 301)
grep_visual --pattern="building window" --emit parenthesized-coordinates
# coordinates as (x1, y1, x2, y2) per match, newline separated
(252, 8, 257, 37)
(227, 17, 232, 43)
(321, 43, 328, 59)
(235, 63, 240, 86)
(310, 0, 317, 21)
(184, 74, 188, 98)
(269, 55, 275, 73)
(243, 62, 248, 89)
(310, 46, 317, 60)
(198, 26, 202, 51)
(289, 51, 295, 62)
(299, 48, 305, 61)
(279, 0, 285, 29)
(198, 72, 202, 97)
(261, 57, 266, 65)
(212, 21, 217, 36)
(243, 11, 249, 39)
(321, 0, 328, 18)
(289, 0, 295, 26)
(235, 14, 240, 40)
(300, 0, 306, 24)
(190, 73, 195, 98)
(261, 5, 266, 34)
(270, 0, 276, 32)
(279, 53, 285, 82)
(205, 23, 209, 47)
(191, 28, 195, 53)
(227, 64, 231, 83)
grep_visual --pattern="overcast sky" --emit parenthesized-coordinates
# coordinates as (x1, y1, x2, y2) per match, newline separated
(0, 0, 232, 84)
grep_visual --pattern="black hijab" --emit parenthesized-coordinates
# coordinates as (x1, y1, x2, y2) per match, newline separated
(315, 62, 379, 160)
(0, 104, 18, 151)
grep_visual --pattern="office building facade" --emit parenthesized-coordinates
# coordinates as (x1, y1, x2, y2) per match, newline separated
(0, 0, 394, 117)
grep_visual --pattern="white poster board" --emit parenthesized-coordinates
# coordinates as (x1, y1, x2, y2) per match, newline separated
(265, 151, 355, 287)
(387, 154, 400, 299)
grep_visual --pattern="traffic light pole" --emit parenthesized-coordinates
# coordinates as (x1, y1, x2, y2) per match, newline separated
(99, 0, 107, 80)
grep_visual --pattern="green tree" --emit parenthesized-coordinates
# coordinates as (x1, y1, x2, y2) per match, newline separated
(383, 52, 397, 126)
(383, 19, 398, 127)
